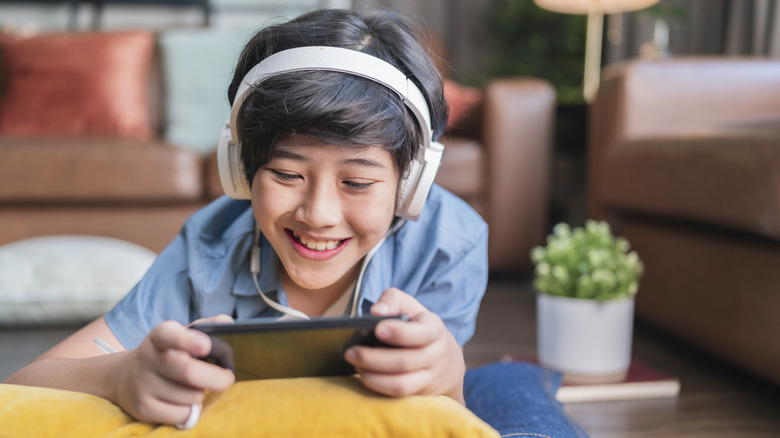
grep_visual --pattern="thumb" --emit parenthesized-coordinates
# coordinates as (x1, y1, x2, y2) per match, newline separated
(371, 287, 427, 319)
(149, 320, 212, 358)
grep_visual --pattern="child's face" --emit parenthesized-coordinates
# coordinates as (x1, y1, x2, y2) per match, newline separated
(251, 135, 399, 294)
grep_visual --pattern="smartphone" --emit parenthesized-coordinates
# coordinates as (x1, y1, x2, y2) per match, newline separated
(192, 315, 407, 380)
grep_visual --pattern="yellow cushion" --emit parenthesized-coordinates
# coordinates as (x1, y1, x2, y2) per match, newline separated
(0, 377, 499, 437)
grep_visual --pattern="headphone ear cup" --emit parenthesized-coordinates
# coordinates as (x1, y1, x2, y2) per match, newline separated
(396, 141, 444, 220)
(395, 157, 422, 218)
(217, 120, 252, 199)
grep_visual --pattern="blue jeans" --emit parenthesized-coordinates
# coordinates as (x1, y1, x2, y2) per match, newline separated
(465, 362, 589, 438)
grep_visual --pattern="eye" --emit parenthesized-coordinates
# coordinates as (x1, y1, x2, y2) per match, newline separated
(270, 169, 301, 182)
(343, 180, 373, 191)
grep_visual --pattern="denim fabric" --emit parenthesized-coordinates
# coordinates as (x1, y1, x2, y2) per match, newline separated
(465, 362, 589, 438)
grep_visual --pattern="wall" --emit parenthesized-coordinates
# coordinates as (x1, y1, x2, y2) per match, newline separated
(0, 0, 351, 32)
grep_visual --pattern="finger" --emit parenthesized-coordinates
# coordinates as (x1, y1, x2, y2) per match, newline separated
(132, 395, 198, 426)
(371, 288, 427, 318)
(150, 321, 212, 358)
(357, 368, 434, 397)
(375, 310, 443, 348)
(143, 370, 207, 406)
(188, 314, 234, 327)
(345, 344, 439, 374)
(153, 348, 235, 392)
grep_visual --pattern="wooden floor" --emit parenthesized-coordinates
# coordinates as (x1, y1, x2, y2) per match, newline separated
(2, 276, 779, 437)
(464, 276, 780, 438)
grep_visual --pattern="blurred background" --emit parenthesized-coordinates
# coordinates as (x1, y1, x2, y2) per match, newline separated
(2, 0, 776, 228)
(3, 4, 780, 436)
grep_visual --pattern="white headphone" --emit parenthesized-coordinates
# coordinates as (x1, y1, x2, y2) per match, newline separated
(217, 46, 444, 221)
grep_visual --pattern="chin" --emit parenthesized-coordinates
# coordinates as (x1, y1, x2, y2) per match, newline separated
(289, 271, 344, 291)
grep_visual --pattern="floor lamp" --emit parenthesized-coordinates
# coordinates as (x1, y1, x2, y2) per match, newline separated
(533, 0, 659, 102)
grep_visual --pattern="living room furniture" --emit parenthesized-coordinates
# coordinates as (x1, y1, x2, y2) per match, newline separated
(0, 28, 554, 273)
(0, 0, 211, 29)
(588, 57, 780, 386)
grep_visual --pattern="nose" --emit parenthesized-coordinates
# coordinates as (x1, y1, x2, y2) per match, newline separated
(293, 180, 342, 228)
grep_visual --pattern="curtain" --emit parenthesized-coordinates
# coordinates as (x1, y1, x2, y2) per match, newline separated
(604, 0, 780, 65)
(352, 0, 490, 82)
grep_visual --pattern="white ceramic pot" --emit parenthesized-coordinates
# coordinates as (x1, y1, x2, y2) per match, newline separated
(536, 294, 634, 383)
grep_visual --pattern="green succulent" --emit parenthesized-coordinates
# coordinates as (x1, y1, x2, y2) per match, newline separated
(530, 220, 644, 301)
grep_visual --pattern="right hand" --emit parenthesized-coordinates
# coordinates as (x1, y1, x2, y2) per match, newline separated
(114, 319, 235, 425)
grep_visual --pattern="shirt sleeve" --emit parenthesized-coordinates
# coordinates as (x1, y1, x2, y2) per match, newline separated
(104, 231, 195, 350)
(415, 223, 489, 346)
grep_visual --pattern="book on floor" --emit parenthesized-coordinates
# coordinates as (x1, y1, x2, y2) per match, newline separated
(502, 356, 681, 403)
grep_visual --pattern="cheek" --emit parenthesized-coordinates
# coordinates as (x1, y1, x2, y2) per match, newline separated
(349, 187, 397, 234)
(250, 176, 284, 225)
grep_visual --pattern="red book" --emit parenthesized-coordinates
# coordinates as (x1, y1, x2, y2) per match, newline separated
(502, 356, 681, 403)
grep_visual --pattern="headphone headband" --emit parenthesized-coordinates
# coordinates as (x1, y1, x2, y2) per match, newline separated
(230, 46, 433, 149)
(218, 46, 443, 220)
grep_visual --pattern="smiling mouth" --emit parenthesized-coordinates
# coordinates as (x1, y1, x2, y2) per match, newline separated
(287, 230, 347, 251)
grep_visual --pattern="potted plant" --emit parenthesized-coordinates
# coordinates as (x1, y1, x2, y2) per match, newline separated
(530, 220, 644, 383)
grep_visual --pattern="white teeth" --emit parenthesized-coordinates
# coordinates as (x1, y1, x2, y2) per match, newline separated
(294, 232, 340, 251)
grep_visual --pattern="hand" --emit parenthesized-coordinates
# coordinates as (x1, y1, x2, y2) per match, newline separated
(113, 320, 235, 425)
(188, 314, 234, 327)
(344, 288, 466, 405)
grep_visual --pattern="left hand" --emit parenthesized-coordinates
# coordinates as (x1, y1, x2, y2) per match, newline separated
(344, 288, 465, 405)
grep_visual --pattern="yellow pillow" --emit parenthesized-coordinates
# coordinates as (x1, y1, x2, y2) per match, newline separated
(0, 377, 499, 437)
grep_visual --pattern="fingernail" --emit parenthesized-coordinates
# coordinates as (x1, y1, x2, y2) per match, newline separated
(377, 325, 392, 340)
(373, 302, 390, 315)
(192, 333, 210, 353)
(345, 348, 356, 360)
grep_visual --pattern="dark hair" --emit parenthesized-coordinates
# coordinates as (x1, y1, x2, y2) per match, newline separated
(227, 8, 447, 187)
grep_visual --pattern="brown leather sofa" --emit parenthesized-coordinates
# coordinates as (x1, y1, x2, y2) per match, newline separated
(0, 29, 555, 273)
(588, 58, 780, 386)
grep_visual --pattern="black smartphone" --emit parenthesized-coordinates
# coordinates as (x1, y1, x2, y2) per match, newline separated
(192, 315, 407, 380)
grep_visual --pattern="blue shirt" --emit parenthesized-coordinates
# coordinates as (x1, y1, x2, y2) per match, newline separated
(105, 184, 489, 348)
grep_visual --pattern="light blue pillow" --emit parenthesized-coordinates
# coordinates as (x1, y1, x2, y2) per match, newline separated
(159, 28, 254, 153)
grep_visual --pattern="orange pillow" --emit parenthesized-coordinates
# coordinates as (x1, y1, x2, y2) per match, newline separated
(443, 78, 482, 132)
(0, 31, 154, 139)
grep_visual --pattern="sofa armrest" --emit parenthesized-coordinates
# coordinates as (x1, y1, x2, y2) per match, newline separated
(594, 58, 780, 145)
(589, 58, 780, 220)
(482, 78, 555, 271)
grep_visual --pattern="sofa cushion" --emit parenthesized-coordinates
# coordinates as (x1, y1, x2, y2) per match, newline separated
(158, 28, 252, 153)
(597, 130, 780, 240)
(0, 30, 155, 139)
(0, 235, 155, 325)
(0, 137, 203, 202)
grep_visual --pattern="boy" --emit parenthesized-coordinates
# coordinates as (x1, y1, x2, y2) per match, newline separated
(5, 8, 488, 427)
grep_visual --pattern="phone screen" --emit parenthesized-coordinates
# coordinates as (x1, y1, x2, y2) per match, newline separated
(192, 315, 405, 380)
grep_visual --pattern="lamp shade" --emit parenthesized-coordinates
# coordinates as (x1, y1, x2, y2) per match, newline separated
(533, 0, 659, 14)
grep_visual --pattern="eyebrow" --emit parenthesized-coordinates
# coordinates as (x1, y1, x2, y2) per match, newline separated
(339, 157, 387, 169)
(272, 149, 308, 161)
(273, 148, 387, 169)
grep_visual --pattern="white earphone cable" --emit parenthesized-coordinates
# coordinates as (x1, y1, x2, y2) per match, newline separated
(349, 218, 406, 317)
(251, 227, 310, 320)
(250, 219, 405, 319)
